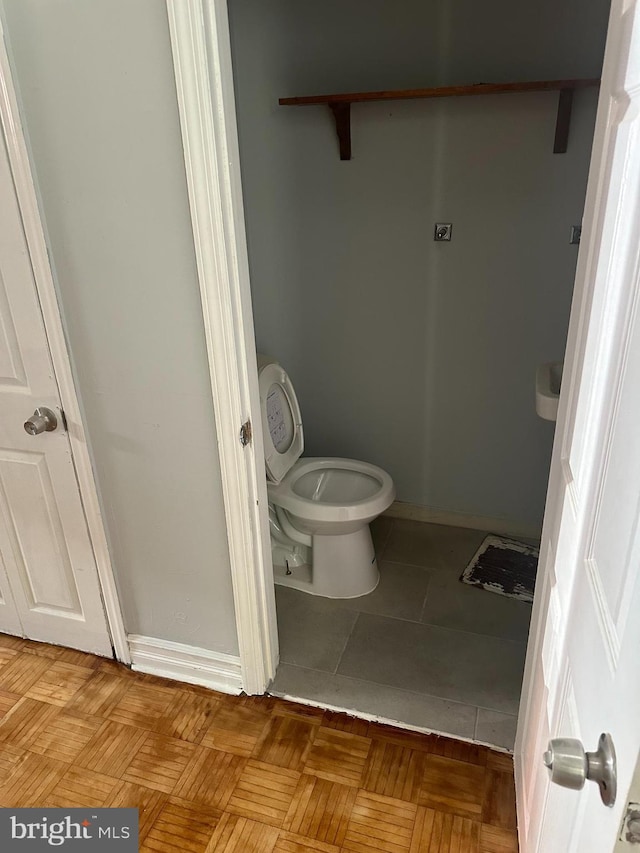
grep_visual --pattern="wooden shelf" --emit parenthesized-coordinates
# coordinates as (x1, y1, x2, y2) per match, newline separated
(279, 78, 600, 160)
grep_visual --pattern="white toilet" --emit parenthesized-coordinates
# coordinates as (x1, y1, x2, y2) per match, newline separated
(257, 355, 395, 598)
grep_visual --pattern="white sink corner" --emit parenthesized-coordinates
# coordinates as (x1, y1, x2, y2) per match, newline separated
(536, 361, 563, 422)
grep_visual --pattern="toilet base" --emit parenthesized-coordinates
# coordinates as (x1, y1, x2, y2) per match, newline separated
(273, 525, 379, 599)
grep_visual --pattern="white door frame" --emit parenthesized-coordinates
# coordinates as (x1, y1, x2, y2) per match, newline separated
(167, 0, 278, 695)
(0, 21, 129, 664)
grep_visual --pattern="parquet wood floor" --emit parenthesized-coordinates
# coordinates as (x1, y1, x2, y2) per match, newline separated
(0, 634, 518, 852)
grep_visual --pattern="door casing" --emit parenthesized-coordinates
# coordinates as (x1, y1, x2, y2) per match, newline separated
(167, 0, 279, 695)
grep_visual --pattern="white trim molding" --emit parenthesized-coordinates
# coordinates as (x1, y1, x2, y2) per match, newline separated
(385, 501, 542, 541)
(166, 0, 278, 694)
(128, 635, 242, 694)
(0, 19, 130, 663)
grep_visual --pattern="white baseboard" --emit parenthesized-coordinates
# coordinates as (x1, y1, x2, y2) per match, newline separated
(127, 634, 243, 695)
(385, 500, 542, 541)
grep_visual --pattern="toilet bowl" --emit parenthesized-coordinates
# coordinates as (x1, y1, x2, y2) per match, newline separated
(257, 356, 395, 598)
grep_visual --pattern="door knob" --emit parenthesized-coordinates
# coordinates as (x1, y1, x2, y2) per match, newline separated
(24, 407, 58, 436)
(543, 733, 616, 806)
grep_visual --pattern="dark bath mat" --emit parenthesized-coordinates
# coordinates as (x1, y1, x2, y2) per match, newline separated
(460, 535, 539, 603)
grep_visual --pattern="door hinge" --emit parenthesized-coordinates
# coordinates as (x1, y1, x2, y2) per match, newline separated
(240, 419, 252, 447)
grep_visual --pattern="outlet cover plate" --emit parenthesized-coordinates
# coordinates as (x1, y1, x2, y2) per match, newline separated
(435, 223, 452, 241)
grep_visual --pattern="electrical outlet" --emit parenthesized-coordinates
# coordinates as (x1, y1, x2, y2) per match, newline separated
(434, 223, 452, 241)
(570, 225, 582, 245)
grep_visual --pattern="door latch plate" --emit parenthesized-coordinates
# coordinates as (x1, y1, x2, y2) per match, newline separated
(620, 802, 640, 845)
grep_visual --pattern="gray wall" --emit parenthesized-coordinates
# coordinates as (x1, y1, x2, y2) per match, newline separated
(2, 0, 239, 655)
(229, 0, 610, 530)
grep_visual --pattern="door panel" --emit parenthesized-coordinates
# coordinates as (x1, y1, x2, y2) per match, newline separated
(517, 1, 640, 850)
(590, 306, 640, 628)
(0, 270, 27, 388)
(0, 452, 82, 613)
(0, 106, 112, 656)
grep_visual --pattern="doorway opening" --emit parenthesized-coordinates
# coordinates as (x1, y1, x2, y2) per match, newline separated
(223, 0, 611, 750)
(221, 0, 611, 750)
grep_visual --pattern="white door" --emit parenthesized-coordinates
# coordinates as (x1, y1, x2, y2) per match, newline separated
(0, 118, 113, 657)
(516, 1, 640, 850)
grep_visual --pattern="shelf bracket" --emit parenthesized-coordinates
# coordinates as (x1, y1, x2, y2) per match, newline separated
(329, 101, 351, 160)
(554, 88, 574, 154)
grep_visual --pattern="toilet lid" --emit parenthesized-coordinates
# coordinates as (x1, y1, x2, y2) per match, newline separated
(258, 360, 304, 484)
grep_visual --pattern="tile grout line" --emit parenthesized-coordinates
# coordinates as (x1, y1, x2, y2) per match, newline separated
(274, 660, 502, 720)
(331, 611, 360, 675)
(282, 659, 520, 721)
(419, 613, 530, 644)
(381, 558, 437, 571)
(283, 580, 527, 639)
(417, 572, 433, 623)
(475, 704, 520, 717)
(374, 518, 394, 563)
(350, 607, 530, 647)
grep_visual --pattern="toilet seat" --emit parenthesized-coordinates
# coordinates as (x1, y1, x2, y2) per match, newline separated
(257, 357, 395, 538)
(257, 359, 303, 484)
(268, 457, 395, 530)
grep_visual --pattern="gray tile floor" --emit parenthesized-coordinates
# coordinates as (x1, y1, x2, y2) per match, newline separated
(269, 516, 534, 750)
